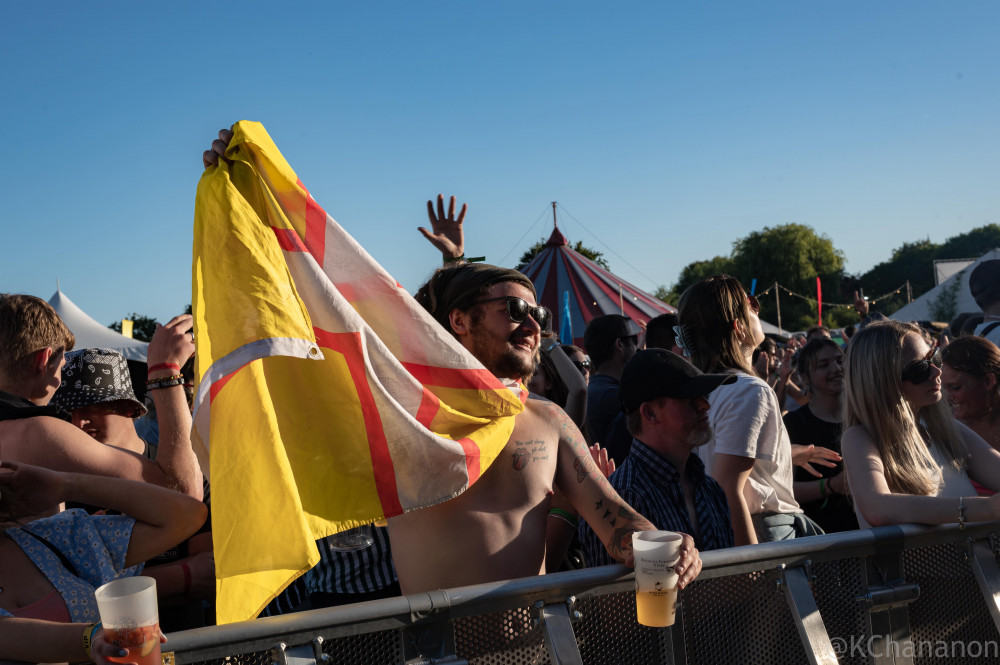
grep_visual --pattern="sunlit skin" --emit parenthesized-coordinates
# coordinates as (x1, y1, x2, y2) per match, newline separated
(899, 334, 943, 411)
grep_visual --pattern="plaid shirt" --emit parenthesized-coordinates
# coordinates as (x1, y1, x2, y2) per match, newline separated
(579, 438, 734, 567)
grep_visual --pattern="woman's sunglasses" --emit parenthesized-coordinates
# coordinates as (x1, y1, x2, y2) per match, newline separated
(901, 348, 942, 384)
(747, 294, 760, 314)
(474, 296, 552, 331)
(572, 358, 592, 374)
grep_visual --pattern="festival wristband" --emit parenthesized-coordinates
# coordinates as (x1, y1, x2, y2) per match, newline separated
(548, 507, 579, 529)
(82, 622, 102, 658)
(147, 375, 184, 390)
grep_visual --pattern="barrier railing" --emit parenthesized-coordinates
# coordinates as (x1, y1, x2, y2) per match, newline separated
(163, 522, 1000, 665)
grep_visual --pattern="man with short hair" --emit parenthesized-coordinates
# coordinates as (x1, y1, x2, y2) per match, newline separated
(645, 313, 683, 357)
(584, 314, 642, 464)
(805, 325, 831, 343)
(387, 263, 702, 594)
(970, 259, 1000, 345)
(0, 295, 203, 501)
(579, 349, 736, 566)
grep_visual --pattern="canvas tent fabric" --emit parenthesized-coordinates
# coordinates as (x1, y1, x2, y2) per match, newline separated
(889, 248, 1000, 323)
(519, 226, 676, 347)
(47, 289, 149, 361)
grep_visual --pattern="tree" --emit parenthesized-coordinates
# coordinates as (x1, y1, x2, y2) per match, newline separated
(517, 238, 610, 271)
(668, 224, 850, 331)
(109, 313, 158, 342)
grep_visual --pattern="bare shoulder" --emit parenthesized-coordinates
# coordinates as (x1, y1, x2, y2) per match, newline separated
(525, 396, 582, 441)
(1, 415, 124, 469)
(841, 424, 875, 453)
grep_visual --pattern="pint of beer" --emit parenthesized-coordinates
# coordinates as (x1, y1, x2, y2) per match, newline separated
(95, 577, 161, 665)
(632, 531, 682, 627)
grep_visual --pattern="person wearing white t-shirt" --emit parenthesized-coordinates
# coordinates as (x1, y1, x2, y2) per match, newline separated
(969, 260, 1000, 346)
(676, 275, 822, 546)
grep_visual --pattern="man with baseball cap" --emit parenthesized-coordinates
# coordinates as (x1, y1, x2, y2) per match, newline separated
(578, 349, 737, 566)
(969, 259, 1000, 346)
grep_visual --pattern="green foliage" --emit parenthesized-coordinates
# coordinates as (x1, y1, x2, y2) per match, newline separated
(927, 268, 965, 322)
(653, 284, 677, 306)
(109, 313, 158, 342)
(669, 224, 847, 331)
(859, 225, 1000, 315)
(517, 238, 610, 271)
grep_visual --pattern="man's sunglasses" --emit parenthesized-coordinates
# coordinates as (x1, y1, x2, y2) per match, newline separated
(474, 296, 552, 331)
(901, 348, 942, 384)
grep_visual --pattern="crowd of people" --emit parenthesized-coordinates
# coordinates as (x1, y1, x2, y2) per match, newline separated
(1, 138, 999, 663)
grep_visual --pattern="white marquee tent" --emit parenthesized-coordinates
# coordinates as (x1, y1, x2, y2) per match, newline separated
(47, 288, 149, 361)
(889, 248, 1000, 323)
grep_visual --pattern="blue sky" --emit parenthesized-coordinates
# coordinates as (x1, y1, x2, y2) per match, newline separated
(2, 2, 998, 325)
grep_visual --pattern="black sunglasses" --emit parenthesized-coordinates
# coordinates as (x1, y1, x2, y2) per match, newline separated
(901, 348, 942, 384)
(572, 358, 592, 374)
(474, 296, 552, 331)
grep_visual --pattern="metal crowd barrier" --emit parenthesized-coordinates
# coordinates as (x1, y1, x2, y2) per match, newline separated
(163, 522, 1000, 665)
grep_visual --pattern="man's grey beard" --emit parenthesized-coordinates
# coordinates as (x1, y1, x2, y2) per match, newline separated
(687, 425, 713, 449)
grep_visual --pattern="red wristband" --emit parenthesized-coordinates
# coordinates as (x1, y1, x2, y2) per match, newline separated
(148, 363, 181, 374)
(180, 562, 192, 595)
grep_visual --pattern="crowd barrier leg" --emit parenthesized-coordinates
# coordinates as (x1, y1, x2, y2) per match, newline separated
(401, 619, 468, 665)
(778, 562, 839, 665)
(967, 535, 1000, 635)
(536, 597, 584, 665)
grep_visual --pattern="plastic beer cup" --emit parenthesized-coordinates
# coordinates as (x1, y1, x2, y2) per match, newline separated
(632, 531, 683, 627)
(94, 576, 161, 665)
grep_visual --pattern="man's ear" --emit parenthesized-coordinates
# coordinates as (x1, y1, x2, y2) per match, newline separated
(983, 372, 997, 393)
(32, 347, 53, 374)
(448, 309, 472, 337)
(640, 401, 658, 424)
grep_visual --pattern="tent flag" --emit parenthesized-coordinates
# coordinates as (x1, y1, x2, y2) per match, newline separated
(559, 291, 573, 344)
(192, 121, 526, 624)
(750, 278, 757, 297)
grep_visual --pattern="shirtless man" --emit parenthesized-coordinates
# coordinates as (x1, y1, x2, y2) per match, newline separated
(203, 137, 701, 593)
(387, 261, 701, 592)
(0, 295, 203, 501)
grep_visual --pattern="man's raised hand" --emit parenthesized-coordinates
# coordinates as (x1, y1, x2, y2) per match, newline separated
(202, 128, 234, 169)
(418, 194, 466, 260)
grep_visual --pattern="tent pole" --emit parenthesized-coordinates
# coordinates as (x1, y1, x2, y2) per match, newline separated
(552, 201, 558, 228)
(775, 281, 783, 336)
(619, 284, 624, 315)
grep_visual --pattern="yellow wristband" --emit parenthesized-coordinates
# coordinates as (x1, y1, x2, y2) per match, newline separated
(82, 622, 101, 658)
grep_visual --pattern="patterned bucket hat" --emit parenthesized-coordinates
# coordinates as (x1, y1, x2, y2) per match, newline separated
(52, 348, 147, 417)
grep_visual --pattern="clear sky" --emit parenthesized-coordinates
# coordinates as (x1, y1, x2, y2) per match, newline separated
(3, 2, 998, 325)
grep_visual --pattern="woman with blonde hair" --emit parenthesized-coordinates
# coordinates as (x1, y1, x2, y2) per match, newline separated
(842, 320, 1000, 528)
(677, 275, 821, 545)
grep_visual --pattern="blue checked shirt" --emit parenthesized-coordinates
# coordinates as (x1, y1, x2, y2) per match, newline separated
(579, 439, 734, 567)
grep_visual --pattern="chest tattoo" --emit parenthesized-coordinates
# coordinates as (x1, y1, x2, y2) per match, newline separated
(512, 440, 549, 470)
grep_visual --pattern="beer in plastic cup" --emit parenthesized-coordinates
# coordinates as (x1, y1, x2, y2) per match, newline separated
(632, 531, 683, 627)
(94, 576, 161, 665)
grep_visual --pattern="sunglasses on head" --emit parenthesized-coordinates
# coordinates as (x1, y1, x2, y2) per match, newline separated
(901, 348, 942, 384)
(747, 294, 760, 314)
(474, 296, 552, 331)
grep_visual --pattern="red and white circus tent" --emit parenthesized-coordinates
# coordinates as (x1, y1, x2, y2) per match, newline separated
(519, 226, 676, 347)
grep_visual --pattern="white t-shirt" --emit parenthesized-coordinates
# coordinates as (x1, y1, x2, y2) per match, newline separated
(699, 372, 801, 515)
(974, 319, 1000, 347)
(854, 441, 976, 529)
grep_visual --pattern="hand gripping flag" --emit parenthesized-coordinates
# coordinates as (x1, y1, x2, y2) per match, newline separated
(192, 121, 526, 623)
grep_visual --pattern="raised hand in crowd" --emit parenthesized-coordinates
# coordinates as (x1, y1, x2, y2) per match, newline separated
(853, 290, 869, 318)
(791, 444, 842, 478)
(418, 194, 466, 261)
(202, 128, 234, 169)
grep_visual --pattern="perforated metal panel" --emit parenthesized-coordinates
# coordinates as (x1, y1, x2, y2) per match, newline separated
(573, 590, 673, 665)
(904, 542, 1000, 665)
(319, 630, 401, 665)
(454, 606, 550, 665)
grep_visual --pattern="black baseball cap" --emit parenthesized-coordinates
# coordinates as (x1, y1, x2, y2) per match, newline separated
(618, 349, 736, 413)
(584, 314, 642, 355)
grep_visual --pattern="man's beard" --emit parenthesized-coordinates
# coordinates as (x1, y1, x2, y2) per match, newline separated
(469, 322, 537, 382)
(686, 424, 713, 449)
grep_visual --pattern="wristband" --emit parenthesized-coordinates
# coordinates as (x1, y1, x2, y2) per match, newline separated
(180, 562, 192, 595)
(443, 254, 486, 264)
(819, 478, 829, 509)
(548, 507, 579, 529)
(82, 622, 102, 658)
(148, 362, 181, 374)
(147, 375, 185, 390)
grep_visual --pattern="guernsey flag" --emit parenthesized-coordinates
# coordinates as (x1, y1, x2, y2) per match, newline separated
(192, 121, 525, 624)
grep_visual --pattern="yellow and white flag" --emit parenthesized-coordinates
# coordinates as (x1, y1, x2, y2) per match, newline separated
(192, 121, 525, 623)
